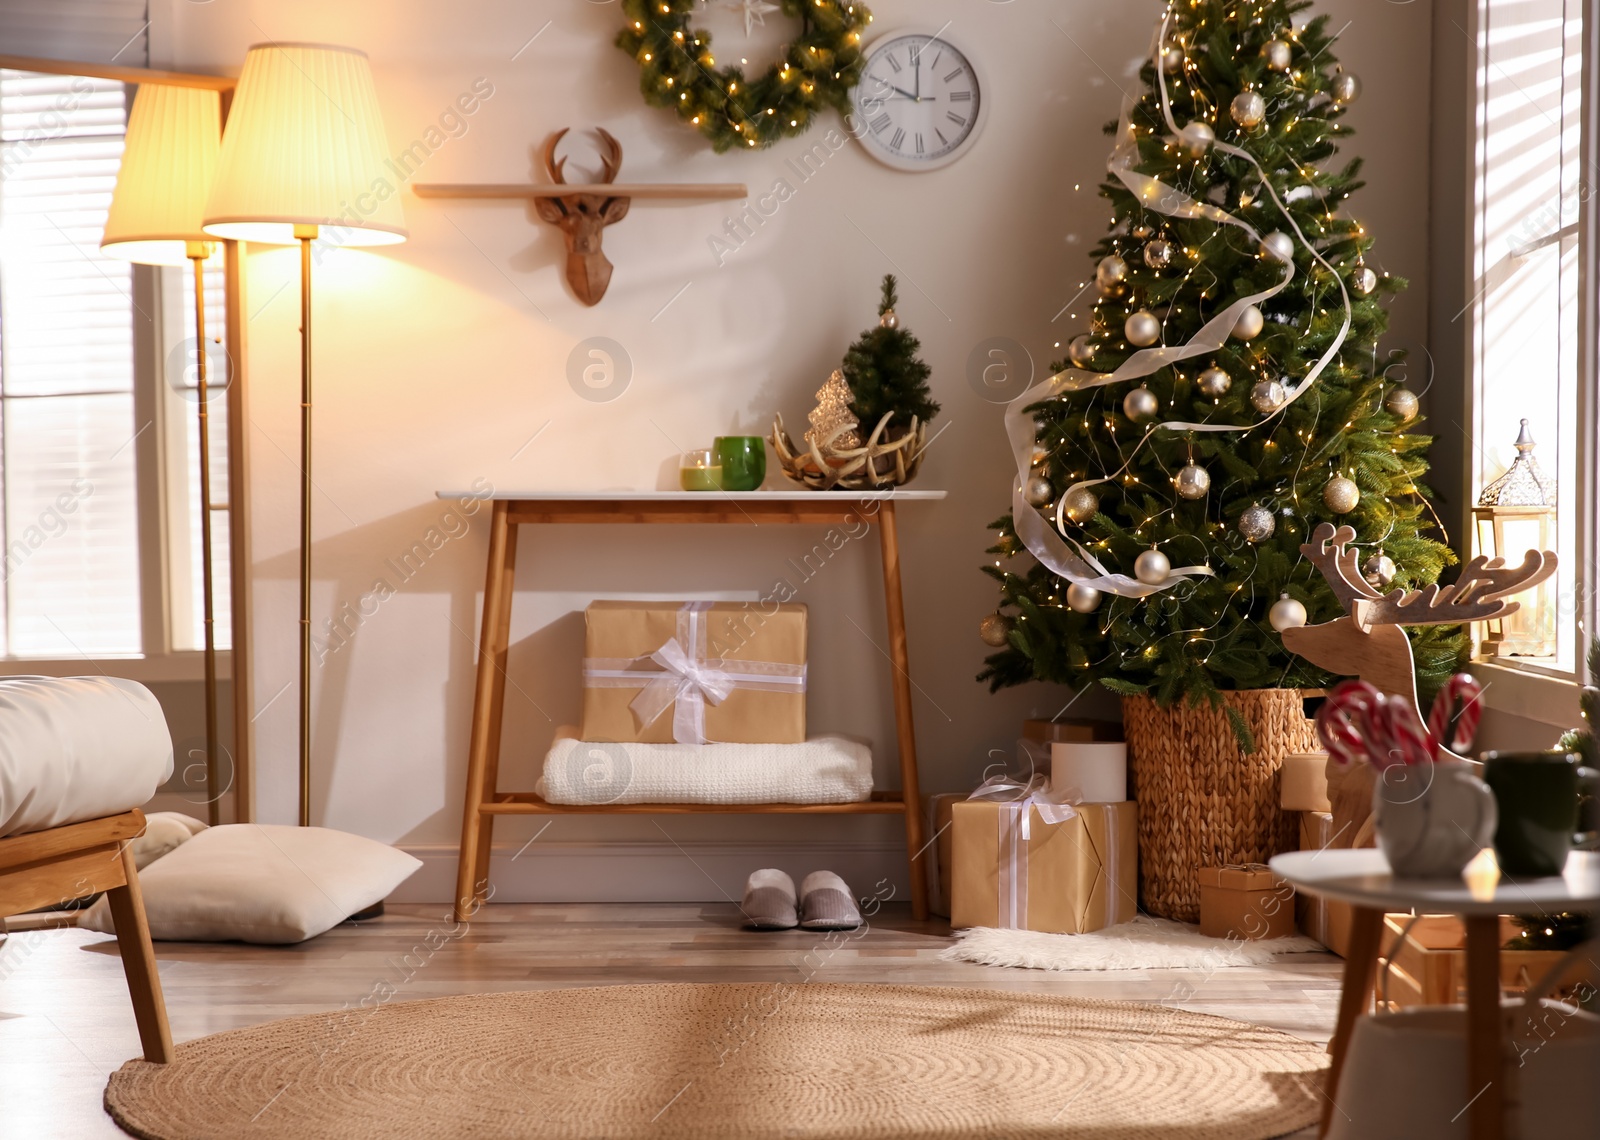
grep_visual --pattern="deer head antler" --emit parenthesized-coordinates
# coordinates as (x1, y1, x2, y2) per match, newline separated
(595, 128, 623, 184)
(1299, 521, 1557, 633)
(542, 127, 570, 184)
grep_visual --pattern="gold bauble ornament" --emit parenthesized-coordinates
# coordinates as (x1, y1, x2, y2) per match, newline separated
(879, 308, 898, 329)
(1068, 334, 1097, 368)
(1175, 462, 1210, 499)
(1160, 45, 1184, 73)
(1178, 120, 1215, 158)
(1122, 385, 1160, 421)
(1385, 386, 1419, 422)
(1197, 367, 1232, 397)
(979, 612, 1013, 647)
(1024, 474, 1054, 507)
(1250, 378, 1287, 414)
(1232, 304, 1265, 340)
(1323, 474, 1360, 514)
(1269, 593, 1307, 631)
(1125, 310, 1162, 347)
(1143, 239, 1174, 269)
(1066, 582, 1101, 613)
(1096, 255, 1129, 294)
(1063, 486, 1099, 524)
(1362, 550, 1397, 589)
(1238, 503, 1276, 543)
(1331, 71, 1362, 105)
(1230, 90, 1267, 129)
(1350, 266, 1379, 296)
(1133, 547, 1171, 585)
(1262, 39, 1292, 72)
(1261, 231, 1295, 263)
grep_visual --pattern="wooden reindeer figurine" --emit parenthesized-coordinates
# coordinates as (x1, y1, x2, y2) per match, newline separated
(534, 128, 631, 306)
(1283, 522, 1557, 842)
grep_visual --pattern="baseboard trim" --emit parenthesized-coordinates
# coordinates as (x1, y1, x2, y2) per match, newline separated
(390, 839, 911, 905)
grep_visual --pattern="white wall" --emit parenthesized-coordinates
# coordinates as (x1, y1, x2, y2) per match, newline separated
(154, 0, 1439, 902)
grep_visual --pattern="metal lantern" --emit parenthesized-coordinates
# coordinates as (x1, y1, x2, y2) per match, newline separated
(1473, 419, 1556, 657)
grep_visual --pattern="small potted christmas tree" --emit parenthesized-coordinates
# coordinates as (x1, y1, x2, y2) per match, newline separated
(771, 275, 939, 490)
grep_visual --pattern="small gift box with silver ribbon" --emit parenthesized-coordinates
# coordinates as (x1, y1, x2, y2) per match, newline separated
(580, 601, 807, 744)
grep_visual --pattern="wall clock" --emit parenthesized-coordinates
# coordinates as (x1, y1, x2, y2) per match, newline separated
(850, 29, 986, 171)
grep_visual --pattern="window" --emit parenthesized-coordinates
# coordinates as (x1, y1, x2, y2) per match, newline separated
(1467, 0, 1594, 676)
(0, 69, 229, 660)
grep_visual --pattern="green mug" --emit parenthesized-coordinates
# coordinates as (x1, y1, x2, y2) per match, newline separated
(1482, 750, 1600, 877)
(714, 436, 766, 492)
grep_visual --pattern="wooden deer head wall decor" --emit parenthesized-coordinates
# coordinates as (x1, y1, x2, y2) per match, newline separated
(533, 128, 631, 306)
(1283, 522, 1558, 710)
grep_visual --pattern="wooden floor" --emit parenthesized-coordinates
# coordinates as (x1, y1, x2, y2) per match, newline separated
(0, 903, 1343, 1137)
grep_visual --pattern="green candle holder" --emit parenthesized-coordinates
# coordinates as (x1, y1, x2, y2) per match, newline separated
(715, 435, 766, 492)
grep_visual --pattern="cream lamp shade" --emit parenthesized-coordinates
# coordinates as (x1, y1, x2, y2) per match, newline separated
(101, 84, 222, 266)
(202, 43, 407, 246)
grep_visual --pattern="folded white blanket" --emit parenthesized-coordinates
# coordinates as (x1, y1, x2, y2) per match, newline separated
(538, 729, 873, 805)
(0, 676, 173, 837)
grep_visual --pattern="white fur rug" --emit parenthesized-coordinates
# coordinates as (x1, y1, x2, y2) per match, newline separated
(940, 915, 1323, 971)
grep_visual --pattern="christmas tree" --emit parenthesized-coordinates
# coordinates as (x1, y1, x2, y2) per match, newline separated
(843, 276, 938, 436)
(981, 0, 1467, 707)
(806, 369, 863, 451)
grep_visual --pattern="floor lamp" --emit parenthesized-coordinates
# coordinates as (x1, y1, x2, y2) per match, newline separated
(202, 43, 407, 825)
(101, 84, 226, 826)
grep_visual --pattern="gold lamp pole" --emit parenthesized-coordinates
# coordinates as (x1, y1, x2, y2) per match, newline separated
(102, 84, 226, 824)
(202, 43, 407, 825)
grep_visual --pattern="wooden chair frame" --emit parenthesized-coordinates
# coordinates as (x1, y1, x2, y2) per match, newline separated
(0, 809, 174, 1062)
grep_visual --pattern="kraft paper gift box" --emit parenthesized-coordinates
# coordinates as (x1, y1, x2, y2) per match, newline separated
(949, 798, 1137, 934)
(1296, 810, 1354, 957)
(580, 601, 806, 744)
(1197, 865, 1297, 941)
(1279, 751, 1333, 812)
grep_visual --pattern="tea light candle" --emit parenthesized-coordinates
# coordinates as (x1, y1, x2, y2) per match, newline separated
(680, 449, 721, 491)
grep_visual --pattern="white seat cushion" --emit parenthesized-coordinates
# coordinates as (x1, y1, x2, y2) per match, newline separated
(0, 676, 173, 837)
(80, 824, 421, 944)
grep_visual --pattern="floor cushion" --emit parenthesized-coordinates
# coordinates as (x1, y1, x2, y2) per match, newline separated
(80, 824, 420, 944)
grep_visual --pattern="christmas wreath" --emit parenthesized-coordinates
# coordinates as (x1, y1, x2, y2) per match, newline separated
(616, 0, 872, 153)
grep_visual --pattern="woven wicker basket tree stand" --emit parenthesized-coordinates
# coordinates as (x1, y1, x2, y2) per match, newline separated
(1122, 690, 1317, 922)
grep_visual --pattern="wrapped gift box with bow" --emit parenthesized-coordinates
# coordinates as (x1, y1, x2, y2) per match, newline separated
(580, 601, 807, 744)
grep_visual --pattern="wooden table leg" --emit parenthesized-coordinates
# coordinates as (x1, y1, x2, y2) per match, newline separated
(1320, 904, 1382, 1137)
(1464, 916, 1505, 1140)
(454, 501, 518, 922)
(105, 841, 174, 1063)
(876, 501, 928, 920)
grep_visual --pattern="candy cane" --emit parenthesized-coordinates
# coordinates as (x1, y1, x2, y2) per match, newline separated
(1316, 680, 1382, 767)
(1385, 697, 1435, 767)
(1427, 674, 1483, 755)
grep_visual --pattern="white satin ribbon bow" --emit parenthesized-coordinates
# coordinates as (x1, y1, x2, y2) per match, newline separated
(629, 635, 739, 746)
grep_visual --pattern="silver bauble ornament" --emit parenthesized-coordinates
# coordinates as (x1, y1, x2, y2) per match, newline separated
(1063, 486, 1099, 524)
(1350, 266, 1379, 296)
(1385, 385, 1419, 422)
(1134, 547, 1171, 585)
(1143, 239, 1174, 269)
(1160, 45, 1184, 73)
(1269, 593, 1308, 632)
(1262, 39, 1292, 72)
(1331, 71, 1362, 105)
(1123, 385, 1160, 421)
(879, 308, 898, 329)
(1179, 120, 1215, 158)
(1232, 304, 1266, 340)
(1362, 550, 1397, 589)
(1230, 90, 1267, 129)
(1131, 222, 1155, 241)
(1125, 310, 1162, 347)
(1067, 582, 1102, 613)
(979, 612, 1013, 647)
(1250, 378, 1287, 414)
(1024, 475, 1054, 507)
(1238, 503, 1276, 543)
(1068, 334, 1097, 368)
(1096, 255, 1129, 293)
(1262, 231, 1295, 263)
(1197, 366, 1232, 397)
(1175, 462, 1211, 499)
(1323, 474, 1360, 514)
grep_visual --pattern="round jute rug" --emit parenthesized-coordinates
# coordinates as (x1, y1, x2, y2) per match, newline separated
(106, 983, 1326, 1139)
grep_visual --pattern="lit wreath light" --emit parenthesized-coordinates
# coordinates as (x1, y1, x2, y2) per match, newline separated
(617, 0, 872, 153)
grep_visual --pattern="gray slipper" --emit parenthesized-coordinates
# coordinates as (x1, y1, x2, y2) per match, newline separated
(799, 871, 861, 930)
(742, 868, 799, 930)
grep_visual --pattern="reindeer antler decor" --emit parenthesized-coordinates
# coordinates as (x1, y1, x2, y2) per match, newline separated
(534, 128, 630, 306)
(1282, 522, 1558, 707)
(411, 130, 745, 307)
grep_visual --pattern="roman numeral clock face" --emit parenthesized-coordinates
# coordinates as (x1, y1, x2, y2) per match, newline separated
(850, 32, 985, 172)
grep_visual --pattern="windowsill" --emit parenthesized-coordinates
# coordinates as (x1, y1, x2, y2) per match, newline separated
(0, 650, 231, 684)
(1469, 658, 1582, 727)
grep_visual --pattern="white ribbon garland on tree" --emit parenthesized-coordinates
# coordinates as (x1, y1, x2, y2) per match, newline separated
(1004, 8, 1355, 599)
